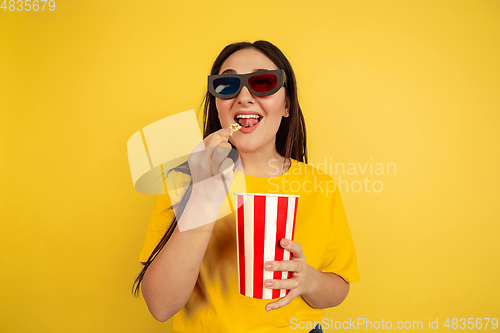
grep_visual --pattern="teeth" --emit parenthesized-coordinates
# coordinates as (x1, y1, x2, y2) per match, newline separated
(236, 114, 260, 119)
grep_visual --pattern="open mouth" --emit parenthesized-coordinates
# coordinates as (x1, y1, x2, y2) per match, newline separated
(234, 114, 263, 128)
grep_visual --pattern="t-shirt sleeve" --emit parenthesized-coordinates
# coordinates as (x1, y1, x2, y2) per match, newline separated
(319, 187, 360, 282)
(138, 170, 191, 264)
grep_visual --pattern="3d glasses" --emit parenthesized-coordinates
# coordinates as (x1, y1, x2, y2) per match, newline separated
(208, 69, 287, 99)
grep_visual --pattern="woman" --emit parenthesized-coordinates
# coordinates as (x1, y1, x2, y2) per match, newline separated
(134, 40, 359, 332)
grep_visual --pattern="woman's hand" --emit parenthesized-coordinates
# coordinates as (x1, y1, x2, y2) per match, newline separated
(178, 127, 237, 231)
(264, 238, 351, 311)
(188, 127, 234, 186)
(263, 238, 314, 311)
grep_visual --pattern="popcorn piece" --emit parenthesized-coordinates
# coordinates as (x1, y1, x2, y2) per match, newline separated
(230, 123, 242, 136)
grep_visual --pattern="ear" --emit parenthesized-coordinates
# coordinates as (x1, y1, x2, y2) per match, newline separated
(283, 96, 290, 118)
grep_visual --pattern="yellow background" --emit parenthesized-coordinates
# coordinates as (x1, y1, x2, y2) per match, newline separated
(1, 0, 499, 332)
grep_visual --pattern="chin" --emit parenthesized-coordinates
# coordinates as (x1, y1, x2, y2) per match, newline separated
(233, 145, 256, 154)
(232, 141, 260, 154)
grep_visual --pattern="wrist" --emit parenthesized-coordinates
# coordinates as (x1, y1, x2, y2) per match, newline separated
(303, 265, 320, 297)
(191, 176, 228, 203)
(176, 177, 229, 231)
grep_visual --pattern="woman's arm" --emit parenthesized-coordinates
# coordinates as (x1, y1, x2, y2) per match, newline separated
(301, 267, 349, 309)
(141, 128, 234, 322)
(142, 197, 215, 322)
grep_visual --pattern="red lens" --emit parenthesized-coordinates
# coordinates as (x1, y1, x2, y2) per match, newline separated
(248, 74, 278, 93)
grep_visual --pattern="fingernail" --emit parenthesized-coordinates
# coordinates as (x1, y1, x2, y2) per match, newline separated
(225, 127, 232, 134)
(265, 281, 273, 287)
(281, 239, 289, 246)
(265, 263, 273, 270)
(266, 306, 272, 312)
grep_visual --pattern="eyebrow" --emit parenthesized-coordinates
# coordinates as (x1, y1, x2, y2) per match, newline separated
(220, 68, 271, 74)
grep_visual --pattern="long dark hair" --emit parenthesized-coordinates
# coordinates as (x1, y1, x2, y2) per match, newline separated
(133, 40, 307, 297)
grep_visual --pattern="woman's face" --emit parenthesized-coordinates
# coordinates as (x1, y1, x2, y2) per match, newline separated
(216, 48, 289, 156)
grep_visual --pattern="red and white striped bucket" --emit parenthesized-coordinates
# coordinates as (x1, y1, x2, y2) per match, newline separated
(234, 193, 299, 299)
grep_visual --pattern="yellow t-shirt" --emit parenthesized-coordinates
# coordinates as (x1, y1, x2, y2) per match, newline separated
(139, 159, 360, 332)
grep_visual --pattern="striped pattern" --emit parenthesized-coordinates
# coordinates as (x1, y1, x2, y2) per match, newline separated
(235, 194, 298, 299)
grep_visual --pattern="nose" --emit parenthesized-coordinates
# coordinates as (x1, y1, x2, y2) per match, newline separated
(236, 86, 255, 105)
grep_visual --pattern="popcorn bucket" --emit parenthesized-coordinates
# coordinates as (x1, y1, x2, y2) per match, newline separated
(234, 193, 299, 299)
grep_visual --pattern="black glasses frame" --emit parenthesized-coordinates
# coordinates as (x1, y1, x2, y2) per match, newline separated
(208, 69, 287, 99)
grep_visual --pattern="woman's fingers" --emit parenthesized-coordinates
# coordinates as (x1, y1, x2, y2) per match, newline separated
(210, 142, 232, 174)
(265, 291, 296, 312)
(264, 278, 299, 290)
(265, 259, 302, 273)
(204, 127, 231, 148)
(204, 128, 231, 176)
(262, 238, 311, 312)
(204, 128, 232, 176)
(189, 127, 232, 181)
(280, 239, 304, 259)
(187, 140, 213, 181)
(219, 156, 235, 177)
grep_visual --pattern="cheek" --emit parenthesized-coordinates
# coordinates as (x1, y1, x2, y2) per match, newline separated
(261, 95, 287, 118)
(215, 100, 226, 118)
(216, 99, 235, 127)
(216, 99, 232, 115)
